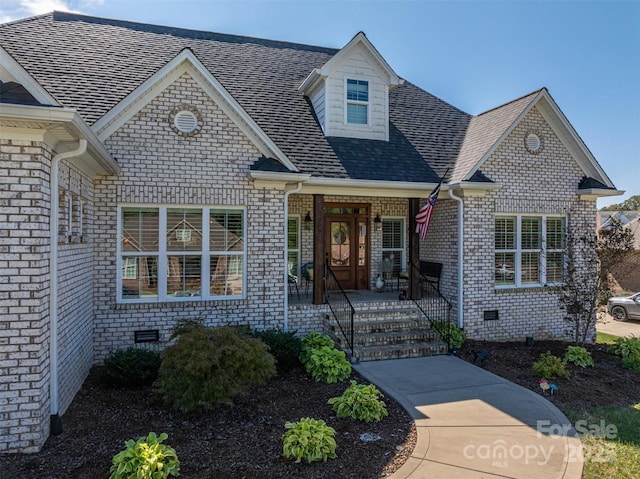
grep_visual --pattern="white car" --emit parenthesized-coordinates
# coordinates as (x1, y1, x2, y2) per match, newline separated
(607, 292, 640, 322)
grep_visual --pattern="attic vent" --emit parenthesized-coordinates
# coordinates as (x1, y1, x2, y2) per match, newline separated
(525, 132, 543, 154)
(169, 105, 203, 137)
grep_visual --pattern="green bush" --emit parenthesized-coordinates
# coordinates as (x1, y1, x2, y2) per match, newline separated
(563, 346, 595, 367)
(300, 331, 334, 364)
(109, 432, 179, 479)
(327, 380, 388, 422)
(103, 347, 161, 388)
(304, 345, 352, 383)
(610, 337, 640, 372)
(533, 351, 570, 380)
(154, 321, 276, 411)
(432, 321, 467, 348)
(282, 417, 337, 463)
(253, 329, 302, 371)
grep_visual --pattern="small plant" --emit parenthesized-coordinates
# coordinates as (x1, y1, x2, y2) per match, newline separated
(327, 380, 388, 422)
(282, 417, 337, 463)
(154, 321, 276, 411)
(564, 346, 594, 367)
(610, 337, 640, 372)
(253, 329, 302, 371)
(103, 347, 161, 388)
(432, 321, 467, 349)
(109, 432, 179, 479)
(533, 351, 570, 380)
(304, 345, 352, 383)
(299, 331, 334, 364)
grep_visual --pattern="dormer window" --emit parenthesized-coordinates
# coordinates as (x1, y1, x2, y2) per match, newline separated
(346, 79, 368, 125)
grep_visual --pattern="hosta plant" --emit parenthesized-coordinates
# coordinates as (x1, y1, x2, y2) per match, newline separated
(563, 346, 594, 367)
(304, 345, 351, 383)
(609, 336, 640, 371)
(282, 417, 337, 463)
(533, 351, 570, 380)
(328, 380, 388, 422)
(109, 432, 179, 479)
(299, 331, 335, 364)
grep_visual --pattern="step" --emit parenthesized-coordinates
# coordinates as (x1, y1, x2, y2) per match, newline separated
(353, 329, 439, 347)
(356, 342, 448, 361)
(328, 318, 428, 334)
(353, 308, 422, 322)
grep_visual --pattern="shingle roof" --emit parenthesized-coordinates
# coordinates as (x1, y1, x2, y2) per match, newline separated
(0, 12, 535, 185)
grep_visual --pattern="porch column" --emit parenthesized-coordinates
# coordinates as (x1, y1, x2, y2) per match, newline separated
(312, 194, 325, 304)
(408, 198, 421, 299)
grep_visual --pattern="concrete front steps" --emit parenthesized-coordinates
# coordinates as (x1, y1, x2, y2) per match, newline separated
(326, 303, 448, 361)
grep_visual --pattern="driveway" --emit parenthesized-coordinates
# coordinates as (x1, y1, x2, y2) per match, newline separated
(597, 312, 640, 337)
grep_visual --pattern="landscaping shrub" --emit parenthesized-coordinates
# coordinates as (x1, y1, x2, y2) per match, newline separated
(282, 417, 337, 463)
(109, 432, 179, 479)
(299, 331, 335, 364)
(103, 347, 161, 388)
(564, 346, 595, 368)
(432, 321, 467, 349)
(154, 321, 276, 411)
(253, 329, 302, 371)
(610, 337, 640, 372)
(533, 351, 570, 380)
(304, 345, 352, 383)
(327, 380, 388, 422)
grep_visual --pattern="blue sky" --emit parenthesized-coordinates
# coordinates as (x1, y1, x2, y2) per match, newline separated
(2, 0, 638, 208)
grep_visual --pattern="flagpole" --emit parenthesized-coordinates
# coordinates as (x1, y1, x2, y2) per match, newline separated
(415, 168, 449, 241)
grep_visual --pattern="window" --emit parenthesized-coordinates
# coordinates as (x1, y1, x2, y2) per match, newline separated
(494, 215, 566, 287)
(346, 79, 368, 125)
(382, 218, 405, 273)
(287, 215, 300, 281)
(119, 206, 245, 302)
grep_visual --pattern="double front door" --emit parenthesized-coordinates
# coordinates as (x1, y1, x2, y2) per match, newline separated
(324, 204, 370, 290)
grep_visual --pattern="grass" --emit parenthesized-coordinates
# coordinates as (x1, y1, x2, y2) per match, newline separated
(596, 331, 619, 344)
(565, 404, 640, 479)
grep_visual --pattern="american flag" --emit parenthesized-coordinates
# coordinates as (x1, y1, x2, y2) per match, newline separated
(415, 178, 444, 240)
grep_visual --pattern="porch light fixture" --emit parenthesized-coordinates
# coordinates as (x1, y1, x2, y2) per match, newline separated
(304, 211, 313, 230)
(374, 213, 382, 231)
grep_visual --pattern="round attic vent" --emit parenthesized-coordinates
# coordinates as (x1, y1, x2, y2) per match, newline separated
(525, 132, 543, 154)
(169, 105, 203, 137)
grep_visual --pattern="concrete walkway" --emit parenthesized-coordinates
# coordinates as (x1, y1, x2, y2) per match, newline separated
(597, 313, 640, 338)
(354, 356, 584, 479)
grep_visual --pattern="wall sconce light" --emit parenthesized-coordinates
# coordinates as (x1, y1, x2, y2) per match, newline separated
(304, 211, 313, 230)
(374, 213, 382, 231)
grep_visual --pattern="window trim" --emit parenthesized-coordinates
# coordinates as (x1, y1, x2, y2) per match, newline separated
(495, 214, 566, 289)
(117, 204, 247, 303)
(344, 77, 370, 126)
(381, 216, 406, 273)
(287, 214, 301, 281)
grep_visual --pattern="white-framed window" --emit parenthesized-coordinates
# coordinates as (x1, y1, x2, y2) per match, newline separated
(494, 214, 566, 288)
(382, 218, 405, 273)
(346, 78, 369, 125)
(118, 205, 246, 302)
(65, 193, 72, 238)
(287, 215, 300, 282)
(76, 197, 85, 237)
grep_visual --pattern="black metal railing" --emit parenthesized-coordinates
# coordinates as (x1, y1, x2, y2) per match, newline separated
(323, 261, 356, 360)
(408, 261, 455, 352)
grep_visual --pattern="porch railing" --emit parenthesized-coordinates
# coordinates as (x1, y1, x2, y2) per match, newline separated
(408, 261, 455, 352)
(323, 261, 356, 360)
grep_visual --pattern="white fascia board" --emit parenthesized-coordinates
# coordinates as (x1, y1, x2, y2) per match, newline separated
(0, 103, 119, 175)
(301, 177, 447, 198)
(249, 171, 311, 182)
(298, 69, 325, 95)
(463, 90, 543, 181)
(93, 49, 297, 172)
(0, 46, 59, 106)
(577, 188, 625, 200)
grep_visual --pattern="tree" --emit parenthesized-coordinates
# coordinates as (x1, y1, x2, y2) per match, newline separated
(599, 194, 640, 211)
(597, 217, 634, 300)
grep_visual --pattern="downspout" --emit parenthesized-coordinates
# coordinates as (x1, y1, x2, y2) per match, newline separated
(49, 139, 88, 434)
(448, 189, 464, 329)
(283, 182, 303, 332)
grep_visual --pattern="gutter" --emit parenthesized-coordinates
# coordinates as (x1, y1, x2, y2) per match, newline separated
(49, 139, 88, 435)
(448, 189, 464, 329)
(283, 182, 303, 332)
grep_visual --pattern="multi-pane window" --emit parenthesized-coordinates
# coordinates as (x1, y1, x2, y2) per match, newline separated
(287, 215, 300, 282)
(346, 79, 368, 125)
(119, 206, 245, 302)
(382, 218, 405, 273)
(495, 215, 566, 287)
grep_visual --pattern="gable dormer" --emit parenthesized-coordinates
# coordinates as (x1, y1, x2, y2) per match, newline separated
(298, 32, 403, 142)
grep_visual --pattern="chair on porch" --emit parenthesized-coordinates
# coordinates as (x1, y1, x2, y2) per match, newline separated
(301, 262, 314, 296)
(288, 262, 299, 299)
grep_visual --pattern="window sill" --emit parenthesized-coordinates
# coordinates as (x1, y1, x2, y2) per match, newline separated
(495, 284, 564, 294)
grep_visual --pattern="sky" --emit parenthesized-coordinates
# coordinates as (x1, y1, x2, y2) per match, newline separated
(1, 0, 639, 208)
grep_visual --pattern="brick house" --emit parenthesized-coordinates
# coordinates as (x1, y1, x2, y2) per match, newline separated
(0, 12, 622, 452)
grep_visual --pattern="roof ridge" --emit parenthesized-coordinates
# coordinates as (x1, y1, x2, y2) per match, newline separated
(474, 87, 545, 117)
(38, 10, 340, 54)
(0, 10, 53, 28)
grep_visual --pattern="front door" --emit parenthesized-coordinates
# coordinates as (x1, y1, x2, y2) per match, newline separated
(324, 204, 369, 290)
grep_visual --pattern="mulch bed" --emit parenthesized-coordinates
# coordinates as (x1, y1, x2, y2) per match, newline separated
(459, 339, 640, 411)
(0, 367, 415, 479)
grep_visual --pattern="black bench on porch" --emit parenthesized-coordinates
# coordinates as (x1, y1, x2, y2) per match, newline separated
(396, 260, 442, 293)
